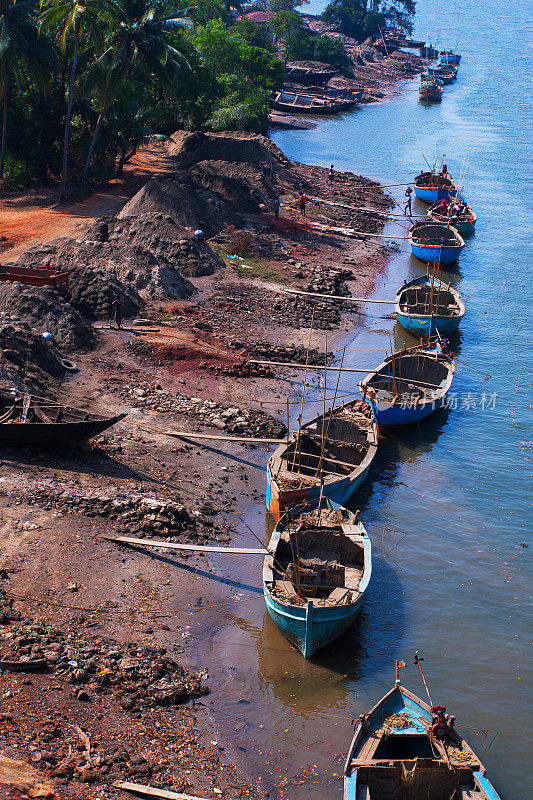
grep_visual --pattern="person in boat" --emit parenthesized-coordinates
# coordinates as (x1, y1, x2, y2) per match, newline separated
(403, 186, 413, 215)
(111, 298, 124, 329)
(441, 161, 448, 176)
(439, 197, 447, 214)
(299, 192, 307, 216)
(273, 197, 280, 220)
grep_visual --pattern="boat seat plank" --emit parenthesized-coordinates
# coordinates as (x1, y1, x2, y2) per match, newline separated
(32, 406, 54, 424)
(460, 787, 485, 799)
(327, 587, 352, 604)
(276, 580, 298, 598)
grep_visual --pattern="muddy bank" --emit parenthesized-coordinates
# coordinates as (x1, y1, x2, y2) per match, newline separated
(0, 130, 395, 799)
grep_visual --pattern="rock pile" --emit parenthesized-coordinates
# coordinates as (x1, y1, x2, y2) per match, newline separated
(0, 321, 68, 393)
(0, 588, 22, 624)
(271, 294, 356, 330)
(0, 622, 208, 712)
(232, 340, 333, 366)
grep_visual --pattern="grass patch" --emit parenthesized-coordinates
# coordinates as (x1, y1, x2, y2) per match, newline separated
(213, 244, 287, 283)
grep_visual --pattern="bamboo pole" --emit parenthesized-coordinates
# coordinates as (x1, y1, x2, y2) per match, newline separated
(292, 305, 315, 473)
(139, 424, 285, 444)
(106, 536, 269, 555)
(278, 287, 395, 304)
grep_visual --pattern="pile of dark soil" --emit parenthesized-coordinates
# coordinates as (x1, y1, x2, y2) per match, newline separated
(0, 283, 94, 351)
(0, 322, 67, 393)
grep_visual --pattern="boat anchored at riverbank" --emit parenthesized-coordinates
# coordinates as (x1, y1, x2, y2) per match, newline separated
(395, 274, 465, 337)
(414, 171, 458, 202)
(428, 199, 477, 235)
(409, 221, 465, 265)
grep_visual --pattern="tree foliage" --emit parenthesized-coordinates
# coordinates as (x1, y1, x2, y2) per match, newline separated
(286, 29, 352, 71)
(322, 0, 415, 40)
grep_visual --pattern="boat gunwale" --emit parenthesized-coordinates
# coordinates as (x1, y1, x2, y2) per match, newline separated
(394, 275, 466, 323)
(408, 222, 465, 252)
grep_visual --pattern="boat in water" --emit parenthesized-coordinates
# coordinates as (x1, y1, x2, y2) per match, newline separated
(360, 341, 455, 427)
(419, 79, 443, 102)
(266, 399, 378, 520)
(270, 90, 361, 115)
(414, 171, 458, 203)
(440, 50, 461, 64)
(395, 274, 465, 337)
(427, 64, 458, 83)
(344, 664, 502, 800)
(428, 199, 477, 235)
(0, 389, 127, 449)
(409, 221, 465, 265)
(420, 43, 439, 59)
(263, 501, 371, 658)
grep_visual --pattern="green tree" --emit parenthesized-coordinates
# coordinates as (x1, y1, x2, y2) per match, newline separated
(286, 28, 351, 71)
(322, 0, 414, 40)
(105, 97, 169, 173)
(0, 0, 52, 178)
(272, 9, 301, 64)
(268, 0, 307, 12)
(232, 16, 274, 51)
(40, 0, 115, 202)
(81, 0, 193, 191)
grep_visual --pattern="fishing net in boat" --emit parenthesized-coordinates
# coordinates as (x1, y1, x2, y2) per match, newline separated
(381, 712, 414, 732)
(448, 748, 477, 764)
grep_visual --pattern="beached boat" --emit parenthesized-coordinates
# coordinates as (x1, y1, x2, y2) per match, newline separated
(428, 199, 477, 235)
(0, 389, 127, 449)
(360, 341, 455, 427)
(266, 399, 378, 520)
(428, 64, 457, 83)
(419, 80, 443, 101)
(440, 50, 461, 64)
(270, 90, 360, 115)
(420, 44, 439, 59)
(285, 63, 337, 84)
(344, 669, 502, 800)
(263, 501, 371, 658)
(409, 221, 465, 265)
(395, 274, 465, 337)
(414, 171, 458, 203)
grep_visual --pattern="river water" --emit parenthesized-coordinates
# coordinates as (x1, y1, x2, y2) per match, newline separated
(187, 2, 532, 797)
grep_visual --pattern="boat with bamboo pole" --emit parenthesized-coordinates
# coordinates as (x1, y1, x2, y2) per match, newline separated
(414, 171, 458, 203)
(427, 199, 477, 235)
(427, 64, 457, 83)
(440, 50, 461, 64)
(263, 501, 371, 658)
(419, 79, 443, 102)
(344, 662, 503, 800)
(395, 274, 465, 337)
(360, 341, 455, 427)
(409, 221, 465, 265)
(266, 398, 378, 520)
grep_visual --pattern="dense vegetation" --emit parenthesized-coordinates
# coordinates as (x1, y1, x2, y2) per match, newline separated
(322, 0, 415, 41)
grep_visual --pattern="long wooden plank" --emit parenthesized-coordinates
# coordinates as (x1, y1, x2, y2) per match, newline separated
(113, 781, 210, 800)
(106, 535, 269, 555)
(279, 287, 395, 305)
(140, 423, 285, 444)
(250, 360, 445, 390)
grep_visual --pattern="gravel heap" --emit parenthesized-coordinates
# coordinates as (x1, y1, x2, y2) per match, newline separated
(271, 293, 356, 330)
(0, 321, 67, 393)
(0, 622, 208, 711)
(231, 340, 333, 366)
(0, 283, 94, 351)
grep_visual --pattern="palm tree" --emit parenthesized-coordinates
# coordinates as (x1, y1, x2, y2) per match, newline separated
(80, 0, 193, 191)
(0, 0, 51, 178)
(39, 0, 115, 203)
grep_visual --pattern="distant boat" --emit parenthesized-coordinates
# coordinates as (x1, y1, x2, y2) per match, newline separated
(263, 501, 371, 658)
(344, 672, 503, 800)
(427, 200, 477, 235)
(420, 43, 439, 58)
(419, 79, 443, 101)
(0, 389, 127, 449)
(266, 399, 378, 520)
(409, 221, 465, 265)
(270, 90, 361, 115)
(395, 274, 465, 337)
(360, 341, 455, 427)
(414, 171, 458, 203)
(428, 64, 457, 83)
(285, 63, 338, 84)
(440, 50, 461, 63)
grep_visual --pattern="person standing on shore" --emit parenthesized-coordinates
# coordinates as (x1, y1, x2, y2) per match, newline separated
(404, 186, 413, 216)
(299, 192, 307, 216)
(274, 197, 280, 219)
(329, 165, 334, 184)
(111, 298, 124, 329)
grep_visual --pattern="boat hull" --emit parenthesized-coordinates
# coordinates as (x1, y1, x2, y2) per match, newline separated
(0, 414, 127, 449)
(428, 212, 476, 235)
(266, 461, 371, 520)
(414, 185, 457, 202)
(440, 52, 461, 63)
(397, 311, 462, 337)
(366, 393, 445, 427)
(411, 241, 462, 264)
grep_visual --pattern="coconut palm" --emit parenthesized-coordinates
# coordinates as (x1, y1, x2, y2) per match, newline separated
(39, 0, 115, 202)
(80, 0, 193, 191)
(0, 0, 51, 178)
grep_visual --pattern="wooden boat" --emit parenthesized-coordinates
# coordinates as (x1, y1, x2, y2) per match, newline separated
(263, 501, 371, 658)
(285, 63, 337, 84)
(360, 341, 455, 427)
(440, 50, 461, 64)
(270, 90, 360, 115)
(0, 389, 127, 449)
(344, 669, 503, 799)
(428, 199, 477, 235)
(428, 65, 457, 83)
(395, 274, 465, 337)
(414, 171, 458, 203)
(418, 80, 443, 101)
(409, 221, 465, 265)
(0, 264, 69, 292)
(420, 44, 439, 59)
(266, 399, 378, 520)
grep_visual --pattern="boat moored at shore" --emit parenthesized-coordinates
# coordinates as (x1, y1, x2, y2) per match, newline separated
(419, 79, 443, 101)
(270, 90, 361, 115)
(428, 198, 477, 235)
(440, 50, 461, 63)
(395, 274, 465, 336)
(409, 221, 465, 265)
(414, 171, 458, 202)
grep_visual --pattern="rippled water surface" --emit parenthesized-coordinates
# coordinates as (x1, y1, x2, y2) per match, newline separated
(187, 1, 532, 797)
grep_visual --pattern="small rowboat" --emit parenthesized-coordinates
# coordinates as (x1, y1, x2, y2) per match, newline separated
(360, 341, 455, 427)
(414, 171, 458, 203)
(0, 389, 127, 449)
(440, 50, 461, 64)
(266, 399, 378, 521)
(419, 80, 443, 101)
(270, 90, 361, 115)
(427, 64, 457, 83)
(420, 44, 439, 59)
(395, 274, 465, 337)
(344, 669, 503, 800)
(428, 200, 477, 235)
(409, 221, 465, 265)
(263, 501, 371, 659)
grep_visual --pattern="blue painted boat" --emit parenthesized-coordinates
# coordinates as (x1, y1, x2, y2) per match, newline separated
(414, 171, 458, 203)
(360, 342, 455, 427)
(395, 274, 465, 337)
(344, 669, 502, 799)
(263, 501, 372, 659)
(419, 79, 443, 102)
(266, 398, 377, 520)
(409, 221, 465, 265)
(440, 50, 461, 64)
(428, 199, 477, 235)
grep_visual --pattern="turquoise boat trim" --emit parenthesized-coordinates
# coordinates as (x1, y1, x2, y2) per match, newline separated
(410, 241, 463, 264)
